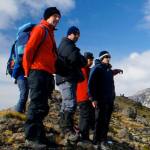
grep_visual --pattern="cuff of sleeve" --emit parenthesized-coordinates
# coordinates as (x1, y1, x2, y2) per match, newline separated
(89, 97, 94, 102)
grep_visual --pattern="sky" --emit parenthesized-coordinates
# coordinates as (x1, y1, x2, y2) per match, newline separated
(1, 0, 150, 109)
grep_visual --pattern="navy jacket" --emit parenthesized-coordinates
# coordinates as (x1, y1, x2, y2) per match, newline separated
(88, 59, 115, 103)
(56, 37, 87, 85)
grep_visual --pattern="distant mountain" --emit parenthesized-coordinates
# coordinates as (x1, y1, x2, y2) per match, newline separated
(129, 88, 150, 108)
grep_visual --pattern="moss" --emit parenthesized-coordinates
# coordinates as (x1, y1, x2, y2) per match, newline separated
(0, 111, 26, 121)
(4, 130, 13, 136)
(6, 137, 14, 144)
(142, 145, 150, 150)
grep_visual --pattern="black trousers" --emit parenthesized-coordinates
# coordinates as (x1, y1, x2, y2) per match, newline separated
(93, 101, 114, 143)
(79, 101, 95, 140)
(24, 70, 54, 142)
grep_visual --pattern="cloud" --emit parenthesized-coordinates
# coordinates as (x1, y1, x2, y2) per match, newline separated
(114, 50, 150, 96)
(0, 0, 75, 30)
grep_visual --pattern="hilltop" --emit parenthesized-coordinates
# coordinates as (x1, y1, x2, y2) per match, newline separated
(0, 91, 150, 150)
(130, 88, 150, 108)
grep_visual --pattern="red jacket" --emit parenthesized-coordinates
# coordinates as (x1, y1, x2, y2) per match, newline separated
(76, 67, 90, 103)
(23, 19, 57, 76)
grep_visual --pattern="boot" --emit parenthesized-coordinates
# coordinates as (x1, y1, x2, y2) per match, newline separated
(64, 111, 79, 142)
(64, 111, 74, 131)
(59, 112, 66, 130)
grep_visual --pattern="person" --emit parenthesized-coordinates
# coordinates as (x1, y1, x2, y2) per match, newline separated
(23, 7, 61, 147)
(56, 26, 87, 139)
(76, 52, 95, 141)
(88, 50, 123, 149)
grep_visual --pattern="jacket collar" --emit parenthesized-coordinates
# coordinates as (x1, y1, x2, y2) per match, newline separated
(40, 19, 55, 32)
(95, 59, 112, 69)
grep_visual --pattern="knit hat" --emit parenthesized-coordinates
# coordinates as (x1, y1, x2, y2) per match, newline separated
(99, 51, 111, 60)
(84, 52, 94, 59)
(43, 7, 61, 20)
(67, 26, 80, 36)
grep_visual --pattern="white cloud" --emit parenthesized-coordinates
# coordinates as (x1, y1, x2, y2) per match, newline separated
(0, 0, 75, 29)
(114, 50, 150, 96)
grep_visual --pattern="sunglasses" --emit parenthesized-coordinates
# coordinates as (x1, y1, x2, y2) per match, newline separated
(103, 55, 111, 59)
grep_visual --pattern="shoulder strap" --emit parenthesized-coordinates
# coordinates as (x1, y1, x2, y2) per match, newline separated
(32, 25, 48, 62)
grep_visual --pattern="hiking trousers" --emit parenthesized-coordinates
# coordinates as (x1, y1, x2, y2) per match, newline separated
(78, 100, 95, 140)
(93, 100, 114, 143)
(16, 77, 29, 113)
(24, 70, 54, 141)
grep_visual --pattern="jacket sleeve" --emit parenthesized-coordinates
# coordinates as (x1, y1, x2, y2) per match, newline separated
(88, 67, 99, 101)
(23, 26, 45, 76)
(67, 46, 87, 68)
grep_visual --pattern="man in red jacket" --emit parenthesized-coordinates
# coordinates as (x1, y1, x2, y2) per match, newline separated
(23, 7, 61, 147)
(76, 52, 94, 141)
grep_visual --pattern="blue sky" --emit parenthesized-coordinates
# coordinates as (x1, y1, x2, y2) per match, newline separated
(1, 0, 150, 109)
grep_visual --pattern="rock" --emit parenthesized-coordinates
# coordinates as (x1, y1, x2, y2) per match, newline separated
(118, 128, 133, 141)
(136, 116, 149, 126)
(77, 140, 94, 150)
(122, 107, 137, 119)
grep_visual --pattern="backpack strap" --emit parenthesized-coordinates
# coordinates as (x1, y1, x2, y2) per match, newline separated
(32, 25, 48, 62)
(6, 41, 17, 75)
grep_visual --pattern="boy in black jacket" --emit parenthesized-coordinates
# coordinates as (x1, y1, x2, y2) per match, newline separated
(88, 51, 123, 149)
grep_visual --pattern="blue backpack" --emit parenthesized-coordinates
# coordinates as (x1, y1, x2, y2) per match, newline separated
(6, 22, 48, 79)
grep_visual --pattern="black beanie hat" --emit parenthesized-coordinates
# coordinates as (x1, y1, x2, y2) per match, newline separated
(84, 52, 94, 59)
(99, 51, 111, 60)
(67, 26, 80, 36)
(43, 7, 61, 20)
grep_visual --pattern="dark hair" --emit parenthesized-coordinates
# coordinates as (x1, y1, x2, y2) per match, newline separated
(43, 7, 61, 20)
(84, 52, 94, 59)
(67, 26, 80, 36)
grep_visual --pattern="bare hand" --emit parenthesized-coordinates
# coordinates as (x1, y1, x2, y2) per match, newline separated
(92, 101, 97, 108)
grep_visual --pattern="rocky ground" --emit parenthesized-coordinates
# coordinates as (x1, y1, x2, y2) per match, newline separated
(0, 91, 150, 150)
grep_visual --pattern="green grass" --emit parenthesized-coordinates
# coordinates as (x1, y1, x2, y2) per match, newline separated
(115, 96, 150, 122)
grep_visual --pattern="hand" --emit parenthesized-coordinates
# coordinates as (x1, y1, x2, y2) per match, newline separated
(92, 101, 97, 108)
(14, 79, 17, 84)
(113, 69, 123, 75)
(117, 69, 123, 74)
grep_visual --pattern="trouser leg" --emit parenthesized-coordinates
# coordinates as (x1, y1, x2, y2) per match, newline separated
(93, 102, 114, 143)
(16, 78, 29, 113)
(79, 101, 91, 140)
(58, 81, 77, 131)
(24, 70, 53, 142)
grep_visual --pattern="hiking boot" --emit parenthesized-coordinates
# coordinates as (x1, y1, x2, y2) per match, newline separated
(100, 141, 112, 150)
(77, 140, 93, 149)
(67, 130, 79, 142)
(25, 139, 47, 149)
(93, 141, 101, 150)
(63, 128, 79, 143)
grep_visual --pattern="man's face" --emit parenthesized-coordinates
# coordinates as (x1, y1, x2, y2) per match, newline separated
(87, 58, 94, 67)
(101, 55, 111, 64)
(72, 33, 80, 43)
(47, 13, 61, 27)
